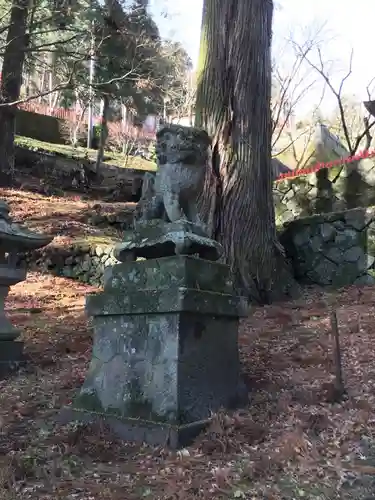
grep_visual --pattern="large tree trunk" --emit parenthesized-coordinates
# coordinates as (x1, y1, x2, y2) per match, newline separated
(0, 0, 29, 184)
(195, 0, 299, 303)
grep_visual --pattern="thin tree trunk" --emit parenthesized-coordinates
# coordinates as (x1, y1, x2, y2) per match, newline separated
(95, 94, 109, 173)
(73, 102, 87, 146)
(0, 0, 29, 183)
(39, 54, 48, 102)
(329, 310, 346, 401)
(195, 0, 298, 303)
(51, 90, 60, 110)
(121, 103, 127, 153)
(49, 66, 53, 109)
(24, 0, 37, 97)
(48, 51, 58, 109)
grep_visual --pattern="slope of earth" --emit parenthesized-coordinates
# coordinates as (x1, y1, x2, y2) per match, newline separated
(0, 267, 374, 499)
(2, 187, 135, 248)
(15, 136, 157, 171)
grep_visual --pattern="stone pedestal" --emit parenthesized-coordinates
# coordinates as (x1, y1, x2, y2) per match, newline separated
(0, 268, 27, 375)
(115, 219, 223, 261)
(0, 340, 25, 376)
(0, 282, 23, 340)
(62, 252, 247, 448)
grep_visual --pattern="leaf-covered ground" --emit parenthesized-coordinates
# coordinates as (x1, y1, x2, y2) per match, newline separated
(1, 271, 375, 499)
(15, 136, 156, 171)
(3, 188, 134, 247)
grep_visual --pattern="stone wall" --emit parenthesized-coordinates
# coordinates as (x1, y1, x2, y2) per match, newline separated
(16, 109, 70, 145)
(86, 206, 134, 233)
(19, 206, 375, 290)
(15, 146, 147, 201)
(274, 157, 375, 226)
(280, 207, 375, 287)
(17, 243, 120, 287)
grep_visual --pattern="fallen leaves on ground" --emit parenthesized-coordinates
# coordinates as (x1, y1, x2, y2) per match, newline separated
(2, 187, 135, 246)
(0, 273, 374, 499)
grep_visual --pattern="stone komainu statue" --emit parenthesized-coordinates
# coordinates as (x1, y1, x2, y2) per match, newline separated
(135, 125, 211, 228)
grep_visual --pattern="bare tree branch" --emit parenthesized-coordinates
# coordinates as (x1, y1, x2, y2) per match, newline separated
(292, 44, 375, 159)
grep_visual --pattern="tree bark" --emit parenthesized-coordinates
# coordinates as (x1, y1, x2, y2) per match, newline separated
(195, 0, 299, 303)
(0, 0, 29, 183)
(24, 0, 37, 98)
(95, 94, 110, 173)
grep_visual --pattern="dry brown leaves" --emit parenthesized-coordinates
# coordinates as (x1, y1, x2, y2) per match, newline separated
(1, 187, 133, 246)
(0, 247, 374, 497)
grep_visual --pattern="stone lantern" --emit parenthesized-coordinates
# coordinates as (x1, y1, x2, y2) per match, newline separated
(364, 101, 375, 118)
(0, 201, 53, 376)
